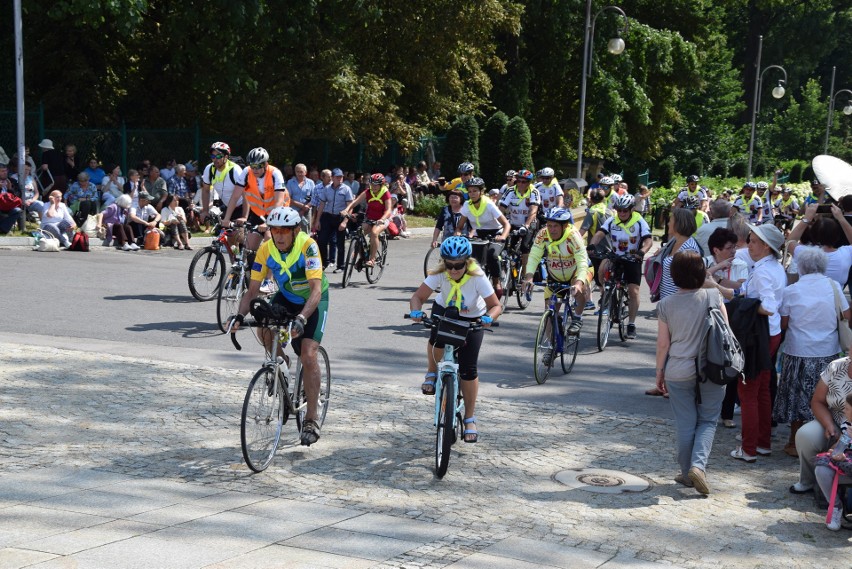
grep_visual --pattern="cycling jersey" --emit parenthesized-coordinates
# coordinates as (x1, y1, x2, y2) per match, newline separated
(758, 193, 774, 221)
(535, 180, 564, 214)
(732, 194, 763, 223)
(775, 197, 800, 217)
(804, 193, 826, 206)
(694, 210, 709, 229)
(444, 176, 467, 195)
(252, 232, 329, 304)
(599, 212, 651, 256)
(525, 226, 589, 285)
(364, 186, 392, 221)
(236, 165, 288, 217)
(202, 160, 243, 207)
(676, 187, 708, 204)
(499, 186, 541, 227)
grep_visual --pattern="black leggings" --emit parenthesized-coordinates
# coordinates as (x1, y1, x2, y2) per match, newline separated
(472, 229, 504, 281)
(428, 303, 484, 381)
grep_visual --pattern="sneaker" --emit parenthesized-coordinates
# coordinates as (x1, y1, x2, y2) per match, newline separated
(326, 263, 336, 272)
(734, 404, 741, 415)
(259, 279, 275, 294)
(121, 242, 132, 251)
(688, 466, 711, 495)
(789, 482, 813, 494)
(723, 419, 736, 428)
(730, 446, 757, 462)
(674, 473, 694, 488)
(584, 300, 596, 311)
(129, 243, 140, 251)
(756, 447, 771, 456)
(827, 507, 843, 531)
(332, 266, 342, 274)
(626, 323, 637, 339)
(568, 318, 583, 335)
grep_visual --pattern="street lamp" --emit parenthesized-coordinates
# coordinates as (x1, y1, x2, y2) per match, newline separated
(824, 66, 852, 154)
(747, 35, 787, 181)
(576, 2, 629, 179)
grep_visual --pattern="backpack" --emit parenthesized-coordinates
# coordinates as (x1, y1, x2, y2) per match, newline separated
(68, 231, 90, 252)
(643, 239, 675, 302)
(696, 303, 745, 386)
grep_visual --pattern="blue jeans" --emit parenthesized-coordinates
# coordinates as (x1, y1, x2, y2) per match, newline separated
(667, 378, 726, 476)
(0, 208, 22, 233)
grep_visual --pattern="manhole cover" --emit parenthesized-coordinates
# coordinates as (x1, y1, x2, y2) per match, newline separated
(553, 468, 650, 494)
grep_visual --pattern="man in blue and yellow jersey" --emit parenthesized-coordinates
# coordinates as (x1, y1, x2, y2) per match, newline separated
(231, 206, 329, 446)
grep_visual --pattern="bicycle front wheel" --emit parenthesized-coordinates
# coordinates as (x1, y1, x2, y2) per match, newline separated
(435, 375, 456, 478)
(295, 346, 332, 433)
(596, 289, 613, 351)
(216, 268, 244, 333)
(241, 367, 285, 473)
(366, 236, 387, 283)
(516, 273, 531, 309)
(188, 247, 225, 301)
(534, 310, 555, 384)
(423, 246, 439, 277)
(561, 312, 580, 374)
(498, 255, 511, 310)
(341, 238, 358, 288)
(617, 288, 629, 341)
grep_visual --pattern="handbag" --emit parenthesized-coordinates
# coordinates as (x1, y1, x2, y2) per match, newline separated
(0, 192, 22, 212)
(81, 214, 99, 238)
(831, 280, 852, 353)
(68, 230, 90, 252)
(33, 229, 60, 252)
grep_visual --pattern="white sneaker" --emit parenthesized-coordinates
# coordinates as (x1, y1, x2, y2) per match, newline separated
(730, 446, 757, 462)
(827, 507, 843, 531)
(734, 404, 741, 415)
(129, 243, 140, 251)
(259, 279, 275, 294)
(326, 263, 336, 272)
(121, 243, 132, 251)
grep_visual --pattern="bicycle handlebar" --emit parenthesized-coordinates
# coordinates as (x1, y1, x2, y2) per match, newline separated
(228, 315, 297, 351)
(588, 250, 644, 264)
(403, 313, 499, 329)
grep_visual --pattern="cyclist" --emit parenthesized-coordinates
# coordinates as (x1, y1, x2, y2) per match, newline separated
(200, 142, 243, 223)
(338, 172, 392, 267)
(804, 177, 829, 206)
(774, 187, 799, 232)
(499, 168, 541, 270)
(409, 236, 502, 443)
(755, 181, 774, 224)
(222, 147, 289, 254)
(455, 177, 511, 296)
(672, 174, 707, 209)
(588, 193, 652, 339)
(444, 162, 475, 198)
(732, 182, 763, 224)
(535, 167, 565, 215)
(682, 195, 709, 232)
(499, 170, 516, 199)
(522, 208, 591, 334)
(230, 206, 329, 447)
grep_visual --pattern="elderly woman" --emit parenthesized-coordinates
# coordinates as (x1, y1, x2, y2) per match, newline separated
(65, 172, 99, 219)
(775, 246, 850, 456)
(656, 251, 727, 494)
(96, 194, 138, 250)
(100, 165, 125, 208)
(788, 204, 852, 288)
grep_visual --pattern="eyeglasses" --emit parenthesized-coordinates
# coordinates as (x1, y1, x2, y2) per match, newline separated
(210, 154, 225, 160)
(270, 226, 293, 234)
(615, 207, 632, 213)
(444, 260, 467, 271)
(249, 163, 266, 169)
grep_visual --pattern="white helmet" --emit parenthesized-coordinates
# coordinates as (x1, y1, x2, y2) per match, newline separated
(246, 147, 270, 165)
(611, 174, 623, 183)
(600, 176, 615, 186)
(613, 194, 635, 210)
(267, 206, 301, 227)
(540, 167, 555, 177)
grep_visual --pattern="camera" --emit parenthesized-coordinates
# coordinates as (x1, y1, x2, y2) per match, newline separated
(816, 204, 832, 215)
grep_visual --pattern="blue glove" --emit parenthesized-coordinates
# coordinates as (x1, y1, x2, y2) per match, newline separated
(409, 310, 424, 319)
(481, 315, 493, 324)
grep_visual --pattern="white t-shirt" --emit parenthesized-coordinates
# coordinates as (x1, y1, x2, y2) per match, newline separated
(202, 162, 244, 206)
(131, 203, 158, 222)
(794, 245, 852, 288)
(160, 206, 186, 223)
(676, 188, 708, 203)
(234, 167, 286, 190)
(499, 187, 542, 226)
(780, 273, 848, 357)
(459, 200, 504, 232)
(424, 271, 494, 317)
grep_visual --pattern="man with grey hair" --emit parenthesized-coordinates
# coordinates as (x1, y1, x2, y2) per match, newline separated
(285, 163, 315, 232)
(694, 198, 732, 255)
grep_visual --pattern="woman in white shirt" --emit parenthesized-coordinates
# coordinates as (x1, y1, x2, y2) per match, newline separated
(788, 203, 852, 287)
(100, 165, 125, 208)
(40, 189, 76, 247)
(160, 194, 191, 250)
(409, 236, 502, 443)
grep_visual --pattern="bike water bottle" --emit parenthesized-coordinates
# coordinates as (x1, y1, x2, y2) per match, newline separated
(540, 259, 548, 280)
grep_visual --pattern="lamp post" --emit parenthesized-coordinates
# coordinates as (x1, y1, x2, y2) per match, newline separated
(747, 35, 787, 181)
(576, 2, 629, 179)
(824, 66, 852, 154)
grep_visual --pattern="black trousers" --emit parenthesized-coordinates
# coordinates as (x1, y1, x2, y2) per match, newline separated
(318, 212, 346, 267)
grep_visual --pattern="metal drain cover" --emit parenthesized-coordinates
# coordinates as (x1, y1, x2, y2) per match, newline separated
(553, 468, 650, 494)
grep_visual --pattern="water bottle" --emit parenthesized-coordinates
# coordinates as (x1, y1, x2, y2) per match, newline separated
(539, 259, 548, 280)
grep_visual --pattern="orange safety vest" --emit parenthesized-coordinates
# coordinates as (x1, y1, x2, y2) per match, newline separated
(244, 165, 288, 217)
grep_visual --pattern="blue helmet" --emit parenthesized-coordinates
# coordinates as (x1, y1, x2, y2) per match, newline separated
(545, 207, 572, 223)
(458, 162, 475, 174)
(440, 236, 472, 260)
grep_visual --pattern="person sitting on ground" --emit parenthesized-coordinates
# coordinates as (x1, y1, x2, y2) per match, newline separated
(128, 191, 162, 244)
(0, 165, 22, 234)
(40, 189, 76, 247)
(65, 172, 99, 221)
(83, 157, 106, 186)
(813, 393, 852, 531)
(143, 165, 168, 210)
(124, 169, 142, 208)
(97, 194, 138, 250)
(160, 194, 192, 250)
(11, 163, 41, 222)
(100, 164, 125, 208)
(167, 164, 191, 211)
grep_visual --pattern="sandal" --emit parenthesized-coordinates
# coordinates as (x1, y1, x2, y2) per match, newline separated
(463, 416, 478, 443)
(421, 372, 437, 395)
(645, 387, 665, 397)
(365, 259, 375, 267)
(300, 419, 320, 446)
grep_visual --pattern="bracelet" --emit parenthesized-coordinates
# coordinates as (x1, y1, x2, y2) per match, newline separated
(296, 314, 307, 324)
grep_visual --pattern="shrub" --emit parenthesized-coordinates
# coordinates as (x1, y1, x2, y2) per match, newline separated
(441, 115, 479, 174)
(502, 116, 534, 172)
(789, 162, 803, 183)
(754, 161, 767, 178)
(413, 195, 445, 218)
(657, 159, 674, 189)
(710, 161, 728, 178)
(802, 164, 816, 183)
(480, 112, 509, 188)
(686, 158, 703, 178)
(729, 160, 747, 178)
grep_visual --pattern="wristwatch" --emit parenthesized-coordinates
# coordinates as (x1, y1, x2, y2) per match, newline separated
(296, 314, 307, 324)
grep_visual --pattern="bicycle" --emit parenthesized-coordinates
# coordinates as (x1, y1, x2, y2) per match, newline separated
(405, 312, 496, 478)
(532, 281, 580, 384)
(216, 223, 277, 332)
(187, 220, 235, 301)
(500, 229, 532, 310)
(592, 252, 640, 351)
(423, 244, 441, 277)
(230, 302, 331, 472)
(341, 214, 389, 287)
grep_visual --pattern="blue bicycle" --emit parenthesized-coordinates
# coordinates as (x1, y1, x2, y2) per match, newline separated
(532, 282, 580, 384)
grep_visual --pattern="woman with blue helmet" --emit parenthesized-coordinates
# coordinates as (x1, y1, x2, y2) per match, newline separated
(409, 235, 502, 443)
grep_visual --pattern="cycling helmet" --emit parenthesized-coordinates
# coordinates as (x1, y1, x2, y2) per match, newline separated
(246, 147, 270, 165)
(600, 176, 614, 186)
(267, 206, 301, 227)
(782, 186, 793, 194)
(458, 162, 475, 174)
(467, 176, 485, 188)
(540, 167, 555, 177)
(589, 188, 606, 202)
(210, 141, 231, 155)
(370, 173, 385, 185)
(611, 174, 623, 183)
(686, 174, 700, 183)
(440, 236, 472, 260)
(742, 181, 757, 190)
(756, 181, 769, 190)
(516, 169, 534, 181)
(683, 195, 701, 210)
(505, 169, 517, 178)
(613, 193, 636, 210)
(545, 207, 572, 223)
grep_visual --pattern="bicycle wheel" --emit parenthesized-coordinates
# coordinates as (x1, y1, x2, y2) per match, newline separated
(533, 310, 555, 384)
(435, 374, 455, 478)
(498, 255, 512, 310)
(561, 310, 580, 374)
(216, 268, 243, 332)
(366, 235, 387, 283)
(188, 246, 225, 301)
(596, 288, 613, 351)
(295, 346, 332, 433)
(341, 238, 358, 288)
(423, 246, 439, 277)
(617, 288, 630, 341)
(516, 268, 531, 309)
(240, 367, 285, 472)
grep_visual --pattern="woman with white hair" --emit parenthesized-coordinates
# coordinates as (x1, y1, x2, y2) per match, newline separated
(96, 193, 138, 250)
(775, 246, 851, 456)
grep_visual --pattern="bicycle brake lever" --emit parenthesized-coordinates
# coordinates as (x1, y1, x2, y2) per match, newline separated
(231, 332, 242, 351)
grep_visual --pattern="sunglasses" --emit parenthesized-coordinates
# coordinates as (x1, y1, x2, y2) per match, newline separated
(210, 153, 225, 160)
(444, 260, 467, 271)
(249, 163, 266, 169)
(615, 207, 632, 212)
(270, 226, 293, 234)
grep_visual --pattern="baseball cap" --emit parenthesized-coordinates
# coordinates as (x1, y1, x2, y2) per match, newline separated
(332, 168, 344, 177)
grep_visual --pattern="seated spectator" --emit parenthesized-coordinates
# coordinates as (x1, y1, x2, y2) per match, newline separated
(83, 157, 106, 185)
(128, 191, 162, 245)
(41, 189, 76, 247)
(142, 165, 168, 210)
(63, 144, 81, 185)
(160, 194, 191, 250)
(390, 194, 410, 238)
(97, 194, 138, 250)
(160, 159, 176, 181)
(100, 164, 125, 207)
(0, 163, 24, 231)
(167, 164, 191, 209)
(13, 164, 42, 222)
(124, 168, 142, 208)
(428, 160, 441, 181)
(38, 139, 66, 193)
(65, 172, 99, 222)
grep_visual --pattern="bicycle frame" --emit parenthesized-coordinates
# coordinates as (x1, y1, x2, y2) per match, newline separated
(433, 344, 462, 429)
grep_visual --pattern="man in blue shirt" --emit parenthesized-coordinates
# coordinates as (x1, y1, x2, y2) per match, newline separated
(286, 162, 315, 231)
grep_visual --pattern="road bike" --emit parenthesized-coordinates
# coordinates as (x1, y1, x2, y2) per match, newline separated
(341, 214, 389, 287)
(500, 229, 532, 310)
(532, 281, 580, 384)
(187, 220, 235, 301)
(423, 244, 441, 277)
(592, 252, 640, 351)
(405, 312, 496, 478)
(230, 301, 331, 472)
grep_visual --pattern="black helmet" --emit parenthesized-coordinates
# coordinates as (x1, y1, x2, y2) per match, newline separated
(686, 175, 700, 183)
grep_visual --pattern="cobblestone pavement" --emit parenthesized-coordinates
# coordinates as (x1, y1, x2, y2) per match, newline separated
(0, 342, 849, 568)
